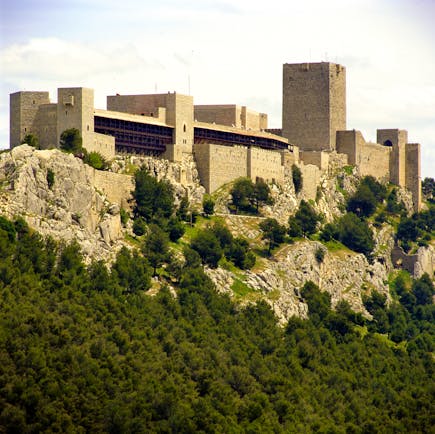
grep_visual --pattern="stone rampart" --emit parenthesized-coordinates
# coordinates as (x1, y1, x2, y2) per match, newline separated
(194, 105, 240, 127)
(282, 62, 346, 151)
(358, 142, 390, 182)
(327, 151, 348, 173)
(248, 147, 284, 183)
(86, 133, 115, 160)
(92, 170, 134, 210)
(300, 151, 329, 171)
(300, 163, 322, 201)
(194, 104, 268, 131)
(405, 143, 421, 212)
(10, 91, 51, 147)
(107, 94, 168, 118)
(377, 129, 408, 187)
(336, 130, 365, 165)
(242, 107, 268, 130)
(193, 143, 248, 193)
(391, 245, 435, 278)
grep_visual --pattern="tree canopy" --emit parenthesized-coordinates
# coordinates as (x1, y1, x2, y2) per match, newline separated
(230, 177, 272, 214)
(0, 215, 433, 433)
(132, 167, 175, 223)
(288, 200, 320, 237)
(21, 133, 39, 149)
(259, 218, 287, 254)
(59, 128, 83, 153)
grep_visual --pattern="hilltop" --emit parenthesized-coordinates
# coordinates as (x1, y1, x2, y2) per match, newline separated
(0, 145, 433, 324)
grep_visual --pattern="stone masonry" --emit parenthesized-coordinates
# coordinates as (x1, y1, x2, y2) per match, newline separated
(9, 62, 421, 210)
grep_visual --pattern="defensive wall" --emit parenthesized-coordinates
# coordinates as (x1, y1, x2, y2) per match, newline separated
(336, 129, 421, 210)
(193, 142, 285, 193)
(9, 61, 422, 210)
(391, 245, 435, 278)
(194, 105, 268, 131)
(92, 170, 134, 210)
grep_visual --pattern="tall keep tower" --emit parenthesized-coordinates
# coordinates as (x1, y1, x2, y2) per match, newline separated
(282, 62, 346, 151)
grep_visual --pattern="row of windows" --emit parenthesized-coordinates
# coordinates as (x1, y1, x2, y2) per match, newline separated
(194, 127, 288, 150)
(94, 116, 173, 137)
(94, 116, 173, 154)
(93, 116, 287, 153)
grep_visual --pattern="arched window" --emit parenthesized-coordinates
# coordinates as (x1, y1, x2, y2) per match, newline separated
(183, 124, 186, 133)
(383, 140, 393, 147)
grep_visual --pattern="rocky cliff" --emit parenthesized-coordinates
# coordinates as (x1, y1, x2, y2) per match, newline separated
(206, 218, 392, 325)
(0, 146, 128, 261)
(0, 145, 432, 323)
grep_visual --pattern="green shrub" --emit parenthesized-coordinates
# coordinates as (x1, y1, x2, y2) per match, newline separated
(288, 200, 319, 237)
(315, 246, 326, 263)
(59, 128, 83, 153)
(21, 133, 39, 149)
(132, 217, 147, 236)
(120, 208, 129, 226)
(46, 169, 55, 189)
(320, 213, 374, 257)
(191, 229, 223, 268)
(259, 218, 287, 254)
(202, 195, 215, 216)
(84, 151, 108, 170)
(167, 217, 185, 242)
(292, 164, 302, 193)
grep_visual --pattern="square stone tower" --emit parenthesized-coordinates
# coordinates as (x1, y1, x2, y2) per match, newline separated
(282, 62, 346, 151)
(57, 88, 95, 147)
(10, 91, 50, 147)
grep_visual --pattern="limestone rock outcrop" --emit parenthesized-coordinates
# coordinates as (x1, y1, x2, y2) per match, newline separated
(110, 154, 205, 207)
(0, 145, 127, 261)
(206, 240, 389, 325)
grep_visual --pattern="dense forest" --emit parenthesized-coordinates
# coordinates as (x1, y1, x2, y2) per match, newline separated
(0, 214, 434, 433)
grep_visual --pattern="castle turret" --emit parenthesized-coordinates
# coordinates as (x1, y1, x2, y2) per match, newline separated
(282, 62, 346, 151)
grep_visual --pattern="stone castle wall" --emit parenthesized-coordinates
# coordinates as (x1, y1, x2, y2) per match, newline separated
(34, 103, 57, 149)
(57, 88, 95, 149)
(358, 142, 391, 182)
(166, 93, 194, 156)
(87, 133, 115, 160)
(336, 130, 363, 165)
(248, 147, 284, 183)
(405, 143, 421, 212)
(9, 62, 422, 210)
(391, 245, 435, 278)
(194, 105, 240, 127)
(92, 170, 134, 210)
(242, 106, 268, 131)
(337, 130, 393, 181)
(193, 143, 285, 193)
(300, 163, 322, 201)
(377, 129, 408, 187)
(107, 94, 168, 118)
(299, 151, 330, 171)
(329, 64, 346, 149)
(194, 104, 268, 131)
(193, 143, 248, 193)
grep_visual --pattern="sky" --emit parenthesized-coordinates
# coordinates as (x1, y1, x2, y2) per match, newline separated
(0, 0, 434, 177)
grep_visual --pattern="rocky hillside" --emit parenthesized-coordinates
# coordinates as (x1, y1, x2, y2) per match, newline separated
(0, 145, 433, 324)
(0, 145, 203, 262)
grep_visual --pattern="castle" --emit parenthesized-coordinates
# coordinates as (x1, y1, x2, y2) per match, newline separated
(9, 62, 421, 210)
